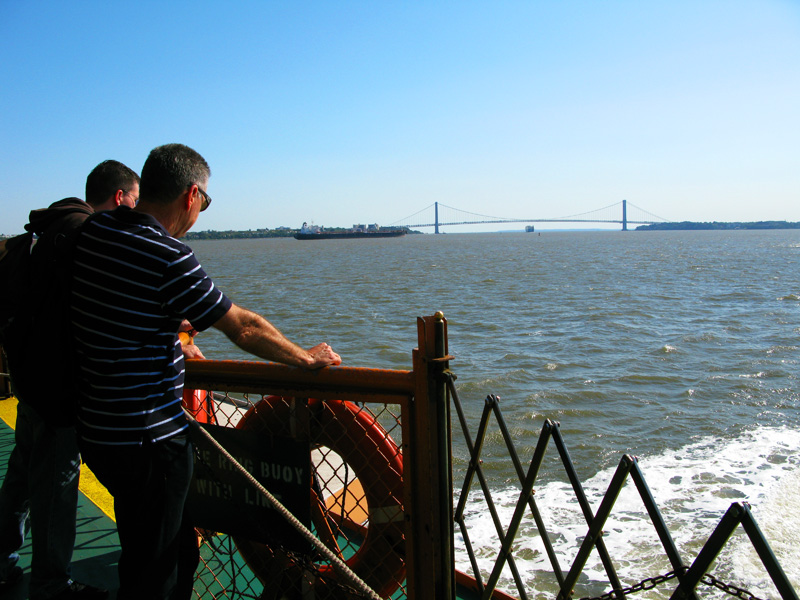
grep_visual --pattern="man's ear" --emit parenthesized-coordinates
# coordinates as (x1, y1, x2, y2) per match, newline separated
(114, 189, 124, 206)
(184, 185, 197, 211)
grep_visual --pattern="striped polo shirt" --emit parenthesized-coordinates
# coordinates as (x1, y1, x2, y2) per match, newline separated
(70, 207, 232, 446)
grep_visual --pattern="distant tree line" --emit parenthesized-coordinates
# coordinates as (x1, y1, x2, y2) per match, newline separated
(636, 221, 800, 231)
(180, 226, 417, 241)
(181, 228, 297, 240)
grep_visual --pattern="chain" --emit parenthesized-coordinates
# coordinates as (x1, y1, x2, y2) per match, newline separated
(700, 571, 766, 600)
(578, 570, 680, 600)
(578, 567, 770, 600)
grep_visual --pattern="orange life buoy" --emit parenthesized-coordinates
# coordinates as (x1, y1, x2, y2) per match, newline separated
(233, 396, 405, 599)
(182, 387, 215, 425)
(179, 330, 215, 424)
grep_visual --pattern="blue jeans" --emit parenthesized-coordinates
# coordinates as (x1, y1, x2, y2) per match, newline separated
(0, 401, 80, 599)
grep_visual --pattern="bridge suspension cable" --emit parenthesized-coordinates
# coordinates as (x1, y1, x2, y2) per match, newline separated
(554, 201, 622, 221)
(625, 201, 670, 223)
(394, 203, 437, 224)
(435, 202, 521, 223)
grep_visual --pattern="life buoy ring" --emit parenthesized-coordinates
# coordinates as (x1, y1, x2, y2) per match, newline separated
(233, 396, 405, 599)
(179, 329, 215, 425)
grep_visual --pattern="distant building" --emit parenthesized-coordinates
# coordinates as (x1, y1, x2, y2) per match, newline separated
(300, 222, 322, 234)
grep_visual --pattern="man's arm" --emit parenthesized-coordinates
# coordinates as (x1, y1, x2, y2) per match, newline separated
(212, 303, 341, 369)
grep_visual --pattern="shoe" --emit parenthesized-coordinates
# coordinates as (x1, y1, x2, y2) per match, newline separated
(49, 581, 109, 600)
(0, 565, 23, 586)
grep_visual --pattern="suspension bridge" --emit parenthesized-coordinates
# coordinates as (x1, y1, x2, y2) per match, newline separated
(389, 200, 669, 233)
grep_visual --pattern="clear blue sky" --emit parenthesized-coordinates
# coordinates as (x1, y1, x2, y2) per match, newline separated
(2, 1, 799, 234)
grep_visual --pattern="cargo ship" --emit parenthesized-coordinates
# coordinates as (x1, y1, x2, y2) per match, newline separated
(294, 222, 406, 240)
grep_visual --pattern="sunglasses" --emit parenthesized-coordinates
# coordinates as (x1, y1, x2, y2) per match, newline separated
(197, 186, 212, 212)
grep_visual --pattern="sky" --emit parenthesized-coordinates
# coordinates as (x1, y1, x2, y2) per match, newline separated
(1, 1, 799, 234)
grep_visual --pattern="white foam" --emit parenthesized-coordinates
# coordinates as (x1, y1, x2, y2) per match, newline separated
(455, 426, 800, 596)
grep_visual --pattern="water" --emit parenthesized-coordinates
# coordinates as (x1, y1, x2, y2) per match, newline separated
(190, 230, 800, 597)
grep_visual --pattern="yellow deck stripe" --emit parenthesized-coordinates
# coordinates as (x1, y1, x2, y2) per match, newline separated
(0, 397, 116, 521)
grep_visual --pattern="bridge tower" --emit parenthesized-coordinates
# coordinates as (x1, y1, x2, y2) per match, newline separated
(435, 202, 440, 234)
(622, 199, 627, 231)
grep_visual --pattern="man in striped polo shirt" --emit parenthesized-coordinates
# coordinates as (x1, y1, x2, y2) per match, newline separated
(70, 143, 340, 600)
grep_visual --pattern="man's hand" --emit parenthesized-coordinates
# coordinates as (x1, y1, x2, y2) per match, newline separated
(182, 344, 205, 360)
(305, 342, 341, 369)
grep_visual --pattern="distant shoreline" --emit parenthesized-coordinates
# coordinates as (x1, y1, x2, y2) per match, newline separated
(635, 221, 800, 231)
(174, 222, 800, 240)
(181, 229, 297, 240)
(181, 227, 422, 241)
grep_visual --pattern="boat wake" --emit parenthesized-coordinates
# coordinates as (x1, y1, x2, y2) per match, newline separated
(455, 425, 800, 598)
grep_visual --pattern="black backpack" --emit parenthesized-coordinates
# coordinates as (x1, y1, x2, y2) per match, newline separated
(1, 199, 93, 425)
(0, 233, 36, 398)
(0, 232, 36, 355)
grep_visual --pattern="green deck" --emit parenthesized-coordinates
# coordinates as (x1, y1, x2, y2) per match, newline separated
(0, 401, 121, 598)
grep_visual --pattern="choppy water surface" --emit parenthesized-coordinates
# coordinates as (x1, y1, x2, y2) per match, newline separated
(191, 230, 800, 596)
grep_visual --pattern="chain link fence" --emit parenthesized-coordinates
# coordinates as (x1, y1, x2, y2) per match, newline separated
(184, 388, 407, 600)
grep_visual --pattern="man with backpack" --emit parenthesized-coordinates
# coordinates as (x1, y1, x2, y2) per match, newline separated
(0, 160, 140, 599)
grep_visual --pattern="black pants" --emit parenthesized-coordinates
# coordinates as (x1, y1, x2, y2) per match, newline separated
(81, 435, 199, 600)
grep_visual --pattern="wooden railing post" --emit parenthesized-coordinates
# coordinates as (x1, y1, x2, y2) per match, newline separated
(404, 312, 455, 600)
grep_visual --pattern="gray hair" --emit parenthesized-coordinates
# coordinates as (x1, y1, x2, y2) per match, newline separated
(139, 143, 211, 205)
